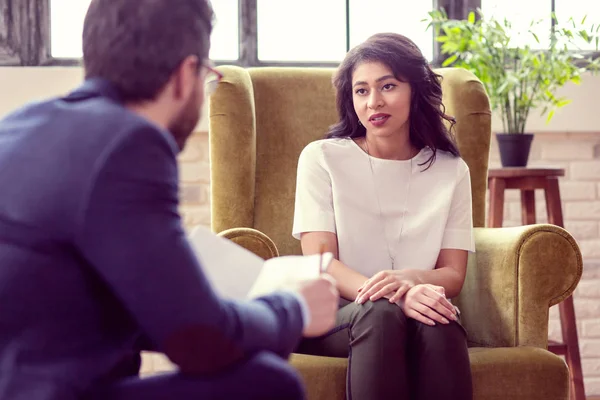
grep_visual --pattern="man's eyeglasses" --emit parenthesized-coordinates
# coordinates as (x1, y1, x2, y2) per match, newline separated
(203, 64, 223, 97)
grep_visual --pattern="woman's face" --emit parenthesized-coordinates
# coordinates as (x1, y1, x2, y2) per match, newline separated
(351, 61, 412, 139)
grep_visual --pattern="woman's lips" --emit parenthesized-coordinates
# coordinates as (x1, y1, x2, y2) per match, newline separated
(369, 114, 390, 127)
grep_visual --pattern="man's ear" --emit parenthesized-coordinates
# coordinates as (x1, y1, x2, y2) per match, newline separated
(172, 55, 201, 101)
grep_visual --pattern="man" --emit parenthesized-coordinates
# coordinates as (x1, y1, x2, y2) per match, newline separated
(0, 0, 339, 399)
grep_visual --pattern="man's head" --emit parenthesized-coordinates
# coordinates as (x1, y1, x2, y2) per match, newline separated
(82, 0, 215, 149)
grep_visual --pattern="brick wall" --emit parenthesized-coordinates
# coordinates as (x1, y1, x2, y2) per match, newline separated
(488, 132, 600, 395)
(177, 131, 212, 230)
(146, 130, 600, 395)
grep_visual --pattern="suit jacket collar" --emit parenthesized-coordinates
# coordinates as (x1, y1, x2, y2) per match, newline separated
(64, 78, 122, 103)
(63, 77, 183, 155)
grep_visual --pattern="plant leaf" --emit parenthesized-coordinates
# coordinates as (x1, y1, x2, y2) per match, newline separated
(468, 11, 475, 24)
(442, 53, 459, 67)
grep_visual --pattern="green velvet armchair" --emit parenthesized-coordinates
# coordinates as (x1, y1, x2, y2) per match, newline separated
(208, 66, 582, 400)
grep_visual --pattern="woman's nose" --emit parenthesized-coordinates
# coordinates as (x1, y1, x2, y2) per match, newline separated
(367, 91, 383, 109)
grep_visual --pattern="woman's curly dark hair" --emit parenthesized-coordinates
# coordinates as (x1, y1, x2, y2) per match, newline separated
(326, 32, 459, 168)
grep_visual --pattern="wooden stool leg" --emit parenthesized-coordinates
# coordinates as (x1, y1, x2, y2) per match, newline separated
(487, 177, 505, 228)
(545, 178, 585, 400)
(559, 296, 586, 400)
(545, 177, 565, 227)
(521, 190, 536, 225)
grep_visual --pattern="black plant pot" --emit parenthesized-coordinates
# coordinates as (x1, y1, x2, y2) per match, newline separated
(496, 133, 534, 167)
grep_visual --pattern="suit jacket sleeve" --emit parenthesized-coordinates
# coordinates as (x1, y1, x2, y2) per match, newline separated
(74, 125, 304, 374)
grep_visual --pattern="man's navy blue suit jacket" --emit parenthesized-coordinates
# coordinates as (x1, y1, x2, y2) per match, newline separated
(0, 79, 304, 400)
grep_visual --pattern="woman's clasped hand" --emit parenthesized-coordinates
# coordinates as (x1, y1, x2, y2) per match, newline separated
(356, 271, 458, 326)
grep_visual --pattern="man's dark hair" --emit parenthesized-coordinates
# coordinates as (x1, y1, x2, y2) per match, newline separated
(82, 0, 214, 102)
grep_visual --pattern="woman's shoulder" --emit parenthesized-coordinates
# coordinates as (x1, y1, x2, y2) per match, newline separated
(422, 148, 469, 177)
(299, 137, 357, 160)
(437, 149, 468, 167)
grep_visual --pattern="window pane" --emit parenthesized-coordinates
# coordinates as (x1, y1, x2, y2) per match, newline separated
(50, 0, 239, 61)
(50, 0, 91, 58)
(349, 0, 434, 61)
(257, 0, 346, 62)
(481, 0, 552, 49)
(555, 0, 600, 51)
(209, 0, 239, 60)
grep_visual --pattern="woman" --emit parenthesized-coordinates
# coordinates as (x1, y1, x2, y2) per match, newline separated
(292, 32, 474, 400)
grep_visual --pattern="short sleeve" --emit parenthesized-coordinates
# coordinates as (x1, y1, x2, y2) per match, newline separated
(441, 161, 476, 252)
(292, 142, 336, 240)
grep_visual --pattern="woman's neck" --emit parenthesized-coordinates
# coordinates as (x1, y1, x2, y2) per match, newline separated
(360, 134, 417, 160)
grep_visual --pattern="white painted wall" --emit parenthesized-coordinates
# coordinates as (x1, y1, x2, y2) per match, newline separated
(1, 66, 599, 133)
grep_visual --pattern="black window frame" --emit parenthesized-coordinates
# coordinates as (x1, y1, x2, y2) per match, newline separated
(0, 0, 480, 67)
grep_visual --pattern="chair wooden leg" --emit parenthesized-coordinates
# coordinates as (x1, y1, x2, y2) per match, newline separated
(487, 177, 505, 228)
(520, 190, 536, 225)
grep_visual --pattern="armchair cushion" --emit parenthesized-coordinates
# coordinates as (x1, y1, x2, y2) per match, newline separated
(290, 347, 569, 400)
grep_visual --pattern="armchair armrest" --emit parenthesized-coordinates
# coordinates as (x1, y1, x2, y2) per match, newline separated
(454, 224, 582, 349)
(217, 227, 280, 260)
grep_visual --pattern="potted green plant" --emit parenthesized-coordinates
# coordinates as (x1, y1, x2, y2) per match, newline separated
(427, 9, 599, 167)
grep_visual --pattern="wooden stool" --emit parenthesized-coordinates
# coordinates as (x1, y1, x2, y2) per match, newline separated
(487, 167, 585, 400)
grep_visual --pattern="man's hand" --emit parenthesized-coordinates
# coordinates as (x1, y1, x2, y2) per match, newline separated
(296, 275, 339, 337)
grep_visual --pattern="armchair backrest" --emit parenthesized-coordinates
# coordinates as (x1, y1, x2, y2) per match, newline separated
(209, 66, 491, 258)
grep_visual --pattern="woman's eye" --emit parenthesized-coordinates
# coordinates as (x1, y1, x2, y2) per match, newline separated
(382, 83, 396, 91)
(355, 88, 367, 95)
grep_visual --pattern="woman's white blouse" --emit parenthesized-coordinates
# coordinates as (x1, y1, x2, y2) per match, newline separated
(292, 138, 475, 278)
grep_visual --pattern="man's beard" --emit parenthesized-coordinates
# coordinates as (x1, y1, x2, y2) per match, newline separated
(168, 96, 201, 151)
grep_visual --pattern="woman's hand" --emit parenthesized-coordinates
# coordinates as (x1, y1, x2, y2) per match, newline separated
(355, 270, 416, 305)
(401, 284, 458, 326)
(355, 271, 459, 326)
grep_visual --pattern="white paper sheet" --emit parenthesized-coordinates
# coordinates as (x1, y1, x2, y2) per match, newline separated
(247, 252, 333, 299)
(188, 225, 265, 299)
(188, 225, 333, 300)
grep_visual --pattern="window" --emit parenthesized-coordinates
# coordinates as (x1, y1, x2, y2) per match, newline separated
(48, 0, 435, 65)
(480, 0, 551, 49)
(481, 0, 599, 50)
(257, 0, 434, 63)
(257, 0, 347, 62)
(207, 0, 240, 61)
(50, 0, 91, 58)
(349, 0, 434, 61)
(4, 0, 472, 66)
(555, 0, 599, 51)
(49, 0, 239, 61)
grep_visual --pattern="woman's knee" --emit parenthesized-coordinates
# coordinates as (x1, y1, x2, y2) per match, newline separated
(410, 319, 470, 360)
(412, 319, 467, 341)
(355, 299, 407, 328)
